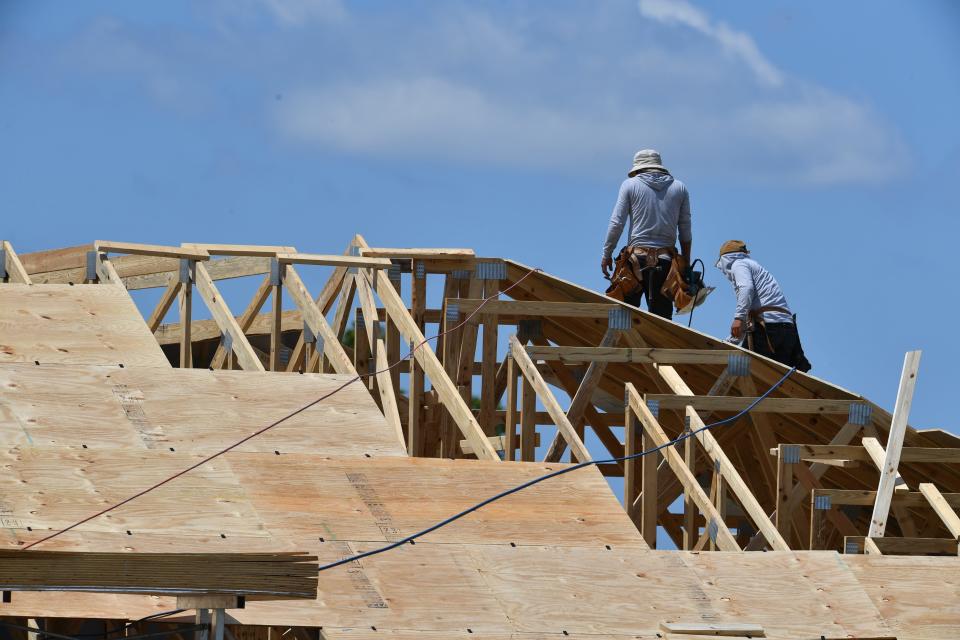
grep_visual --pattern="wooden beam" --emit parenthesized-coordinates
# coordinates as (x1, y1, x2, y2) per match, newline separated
(2, 241, 32, 284)
(94, 241, 209, 261)
(919, 483, 960, 540)
(544, 328, 620, 462)
(626, 384, 740, 551)
(374, 338, 405, 449)
(193, 262, 265, 372)
(456, 299, 616, 319)
(504, 353, 518, 461)
(862, 437, 910, 492)
(276, 253, 393, 269)
(652, 364, 791, 551)
(362, 267, 498, 461)
(182, 243, 295, 257)
(524, 345, 734, 365)
(359, 247, 475, 259)
(282, 265, 357, 376)
(869, 350, 921, 537)
(211, 276, 271, 369)
(846, 535, 959, 556)
(816, 488, 960, 508)
(146, 276, 182, 333)
(510, 335, 592, 463)
(645, 394, 862, 415)
(178, 261, 194, 368)
(773, 444, 960, 464)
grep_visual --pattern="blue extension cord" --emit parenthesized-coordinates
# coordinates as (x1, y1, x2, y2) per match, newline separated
(319, 366, 797, 571)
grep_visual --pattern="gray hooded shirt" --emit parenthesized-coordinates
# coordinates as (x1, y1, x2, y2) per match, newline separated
(602, 171, 692, 260)
(716, 252, 794, 324)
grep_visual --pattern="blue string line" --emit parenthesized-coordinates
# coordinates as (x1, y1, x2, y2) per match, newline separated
(320, 366, 797, 571)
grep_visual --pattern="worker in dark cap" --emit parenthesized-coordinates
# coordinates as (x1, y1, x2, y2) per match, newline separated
(716, 240, 811, 372)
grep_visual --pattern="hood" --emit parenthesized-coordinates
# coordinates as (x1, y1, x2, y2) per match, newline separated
(716, 251, 747, 283)
(635, 171, 674, 191)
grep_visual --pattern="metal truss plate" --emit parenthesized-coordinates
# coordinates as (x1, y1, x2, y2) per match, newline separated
(646, 399, 660, 418)
(814, 495, 832, 511)
(86, 250, 98, 282)
(848, 402, 872, 426)
(727, 353, 751, 377)
(303, 321, 316, 344)
(781, 444, 801, 464)
(607, 306, 632, 331)
(445, 303, 460, 325)
(475, 261, 506, 281)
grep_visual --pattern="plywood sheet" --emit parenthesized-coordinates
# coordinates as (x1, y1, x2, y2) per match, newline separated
(0, 452, 643, 549)
(230, 455, 647, 548)
(681, 551, 893, 639)
(0, 284, 169, 367)
(844, 554, 960, 640)
(0, 365, 405, 456)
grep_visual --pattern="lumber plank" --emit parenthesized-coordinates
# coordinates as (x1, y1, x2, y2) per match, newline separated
(362, 267, 498, 461)
(869, 351, 921, 537)
(626, 384, 740, 551)
(525, 346, 733, 365)
(510, 335, 592, 463)
(284, 265, 357, 376)
(2, 240, 32, 284)
(645, 395, 859, 414)
(918, 483, 960, 539)
(652, 364, 790, 551)
(94, 241, 209, 261)
(193, 262, 265, 372)
(276, 253, 393, 269)
(543, 328, 620, 462)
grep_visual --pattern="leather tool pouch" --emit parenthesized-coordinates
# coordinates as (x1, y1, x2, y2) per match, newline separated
(661, 253, 693, 312)
(605, 246, 643, 301)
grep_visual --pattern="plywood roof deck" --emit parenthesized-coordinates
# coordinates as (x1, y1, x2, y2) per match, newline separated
(2, 238, 959, 639)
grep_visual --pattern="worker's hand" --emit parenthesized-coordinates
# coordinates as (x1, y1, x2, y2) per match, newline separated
(601, 256, 612, 279)
(730, 318, 743, 339)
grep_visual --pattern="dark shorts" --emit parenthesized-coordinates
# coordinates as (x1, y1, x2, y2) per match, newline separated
(749, 321, 812, 372)
(623, 257, 673, 319)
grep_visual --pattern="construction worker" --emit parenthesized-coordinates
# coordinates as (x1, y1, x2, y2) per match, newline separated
(601, 149, 691, 319)
(716, 240, 812, 372)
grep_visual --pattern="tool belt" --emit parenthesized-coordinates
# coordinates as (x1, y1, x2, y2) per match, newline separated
(606, 245, 690, 311)
(745, 306, 793, 352)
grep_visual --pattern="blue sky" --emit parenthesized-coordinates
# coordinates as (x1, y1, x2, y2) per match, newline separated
(1, 0, 958, 435)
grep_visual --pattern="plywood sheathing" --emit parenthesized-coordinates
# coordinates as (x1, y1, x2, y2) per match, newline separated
(0, 285, 170, 367)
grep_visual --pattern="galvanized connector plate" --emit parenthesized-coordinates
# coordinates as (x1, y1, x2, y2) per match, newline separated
(475, 261, 506, 281)
(607, 306, 632, 331)
(848, 403, 872, 426)
(781, 444, 801, 464)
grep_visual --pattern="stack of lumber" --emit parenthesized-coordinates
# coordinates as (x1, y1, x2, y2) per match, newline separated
(0, 551, 318, 599)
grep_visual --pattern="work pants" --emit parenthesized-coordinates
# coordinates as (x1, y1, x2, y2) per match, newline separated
(749, 321, 812, 373)
(624, 258, 673, 320)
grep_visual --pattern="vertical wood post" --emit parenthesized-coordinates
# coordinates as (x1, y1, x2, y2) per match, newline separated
(408, 340, 424, 457)
(269, 258, 283, 371)
(505, 353, 518, 461)
(624, 400, 640, 525)
(178, 259, 195, 368)
(520, 373, 536, 462)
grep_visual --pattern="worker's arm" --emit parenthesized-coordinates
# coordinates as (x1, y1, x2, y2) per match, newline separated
(730, 261, 755, 338)
(678, 186, 692, 263)
(601, 181, 631, 277)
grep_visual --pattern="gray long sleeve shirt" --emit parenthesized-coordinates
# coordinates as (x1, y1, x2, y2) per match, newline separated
(602, 171, 692, 259)
(717, 252, 794, 324)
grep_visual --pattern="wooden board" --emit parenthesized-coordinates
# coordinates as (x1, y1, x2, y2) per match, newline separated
(0, 364, 404, 456)
(0, 284, 169, 367)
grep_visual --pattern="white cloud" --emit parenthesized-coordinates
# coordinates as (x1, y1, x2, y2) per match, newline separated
(258, 0, 345, 26)
(638, 0, 783, 87)
(275, 76, 903, 185)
